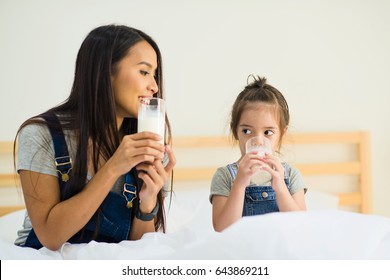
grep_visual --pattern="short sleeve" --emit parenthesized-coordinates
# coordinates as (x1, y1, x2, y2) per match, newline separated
(286, 163, 307, 195)
(209, 166, 233, 203)
(17, 123, 58, 177)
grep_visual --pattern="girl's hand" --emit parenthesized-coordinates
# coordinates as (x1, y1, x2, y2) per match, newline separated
(136, 145, 176, 213)
(235, 151, 264, 188)
(105, 131, 165, 178)
(258, 153, 286, 193)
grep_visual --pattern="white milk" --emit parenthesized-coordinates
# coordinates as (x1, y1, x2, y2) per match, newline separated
(138, 116, 165, 143)
(247, 144, 272, 185)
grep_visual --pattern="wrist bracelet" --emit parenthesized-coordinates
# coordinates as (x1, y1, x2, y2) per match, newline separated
(136, 201, 159, 221)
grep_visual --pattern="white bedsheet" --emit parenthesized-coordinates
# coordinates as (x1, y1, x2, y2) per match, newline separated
(1, 189, 389, 260)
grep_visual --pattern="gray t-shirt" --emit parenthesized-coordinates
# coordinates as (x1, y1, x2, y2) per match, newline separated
(210, 162, 306, 203)
(15, 121, 125, 246)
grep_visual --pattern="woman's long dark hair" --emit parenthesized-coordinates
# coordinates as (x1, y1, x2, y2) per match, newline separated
(14, 25, 170, 233)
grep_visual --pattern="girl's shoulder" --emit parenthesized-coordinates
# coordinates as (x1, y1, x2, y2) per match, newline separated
(282, 162, 301, 176)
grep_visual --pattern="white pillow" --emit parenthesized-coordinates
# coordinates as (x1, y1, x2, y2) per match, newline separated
(305, 190, 339, 210)
(0, 209, 25, 244)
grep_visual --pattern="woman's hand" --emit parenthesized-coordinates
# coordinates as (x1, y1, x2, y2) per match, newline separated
(136, 144, 176, 213)
(105, 131, 165, 178)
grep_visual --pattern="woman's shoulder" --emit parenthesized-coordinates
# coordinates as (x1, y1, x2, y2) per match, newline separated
(18, 119, 51, 141)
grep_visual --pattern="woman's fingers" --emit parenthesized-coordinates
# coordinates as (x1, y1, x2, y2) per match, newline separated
(163, 145, 176, 173)
(127, 131, 163, 142)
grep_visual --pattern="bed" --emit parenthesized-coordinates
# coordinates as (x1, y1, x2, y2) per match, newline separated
(1, 131, 390, 260)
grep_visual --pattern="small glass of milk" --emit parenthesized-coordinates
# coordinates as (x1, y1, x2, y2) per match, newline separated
(137, 97, 165, 144)
(245, 136, 272, 185)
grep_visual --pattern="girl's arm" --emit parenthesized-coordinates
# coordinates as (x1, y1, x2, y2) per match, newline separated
(260, 154, 306, 211)
(212, 184, 246, 232)
(212, 152, 263, 232)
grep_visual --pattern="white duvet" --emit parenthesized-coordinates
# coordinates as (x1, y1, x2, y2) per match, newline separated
(1, 189, 389, 260)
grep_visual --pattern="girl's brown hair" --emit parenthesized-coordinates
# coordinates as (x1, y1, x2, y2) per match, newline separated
(230, 75, 289, 150)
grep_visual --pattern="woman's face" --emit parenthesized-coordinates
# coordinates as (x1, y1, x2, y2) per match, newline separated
(111, 40, 158, 127)
(236, 102, 281, 156)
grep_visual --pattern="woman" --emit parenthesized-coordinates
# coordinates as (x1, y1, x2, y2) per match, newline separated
(14, 25, 176, 250)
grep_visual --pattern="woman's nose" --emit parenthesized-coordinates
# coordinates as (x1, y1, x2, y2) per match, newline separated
(148, 77, 158, 94)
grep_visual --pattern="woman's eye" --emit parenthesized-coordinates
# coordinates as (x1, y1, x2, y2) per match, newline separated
(264, 130, 274, 136)
(243, 129, 252, 135)
(140, 70, 149, 76)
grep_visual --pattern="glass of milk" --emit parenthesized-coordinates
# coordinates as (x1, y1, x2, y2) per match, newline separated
(245, 136, 272, 185)
(138, 97, 165, 144)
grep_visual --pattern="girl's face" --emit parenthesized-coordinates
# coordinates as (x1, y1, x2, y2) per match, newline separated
(236, 102, 282, 156)
(111, 40, 158, 127)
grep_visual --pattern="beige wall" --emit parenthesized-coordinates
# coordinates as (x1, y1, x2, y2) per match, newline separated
(1, 0, 389, 216)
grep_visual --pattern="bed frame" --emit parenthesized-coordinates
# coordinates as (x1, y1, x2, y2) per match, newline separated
(172, 131, 372, 214)
(0, 141, 25, 216)
(0, 131, 372, 216)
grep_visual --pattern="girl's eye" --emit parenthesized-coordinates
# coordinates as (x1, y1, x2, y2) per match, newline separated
(264, 130, 274, 136)
(243, 129, 252, 135)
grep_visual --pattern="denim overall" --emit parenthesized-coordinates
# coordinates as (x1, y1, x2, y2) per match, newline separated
(226, 162, 291, 216)
(23, 114, 136, 249)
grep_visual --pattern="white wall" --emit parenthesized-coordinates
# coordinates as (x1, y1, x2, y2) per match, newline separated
(1, 0, 389, 216)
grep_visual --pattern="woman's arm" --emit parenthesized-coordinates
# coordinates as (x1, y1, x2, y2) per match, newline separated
(130, 144, 176, 240)
(20, 162, 120, 251)
(21, 132, 165, 251)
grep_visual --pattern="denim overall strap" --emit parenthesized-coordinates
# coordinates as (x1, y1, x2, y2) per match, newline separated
(226, 163, 238, 180)
(282, 162, 290, 188)
(41, 113, 73, 200)
(123, 171, 137, 208)
(227, 162, 291, 216)
(24, 114, 134, 249)
(24, 113, 73, 249)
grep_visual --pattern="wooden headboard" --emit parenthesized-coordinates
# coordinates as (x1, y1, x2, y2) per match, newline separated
(0, 141, 24, 217)
(0, 131, 372, 216)
(172, 131, 372, 214)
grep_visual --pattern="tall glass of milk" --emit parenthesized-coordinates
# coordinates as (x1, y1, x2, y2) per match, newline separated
(245, 136, 272, 185)
(138, 97, 165, 144)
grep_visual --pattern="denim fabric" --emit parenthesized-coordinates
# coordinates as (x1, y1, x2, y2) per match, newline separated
(21, 113, 134, 249)
(23, 169, 134, 249)
(24, 188, 133, 249)
(226, 162, 290, 216)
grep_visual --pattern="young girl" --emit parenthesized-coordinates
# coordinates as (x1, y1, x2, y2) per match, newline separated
(210, 76, 306, 232)
(14, 25, 176, 250)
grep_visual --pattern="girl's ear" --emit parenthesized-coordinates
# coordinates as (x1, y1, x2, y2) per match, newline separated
(284, 125, 289, 134)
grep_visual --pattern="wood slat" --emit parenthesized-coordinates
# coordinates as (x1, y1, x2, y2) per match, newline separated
(0, 131, 372, 214)
(0, 141, 15, 154)
(172, 136, 231, 148)
(174, 161, 361, 181)
(0, 206, 25, 217)
(338, 192, 362, 207)
(172, 132, 366, 148)
(174, 168, 216, 181)
(295, 162, 361, 175)
(0, 174, 18, 187)
(284, 132, 364, 145)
